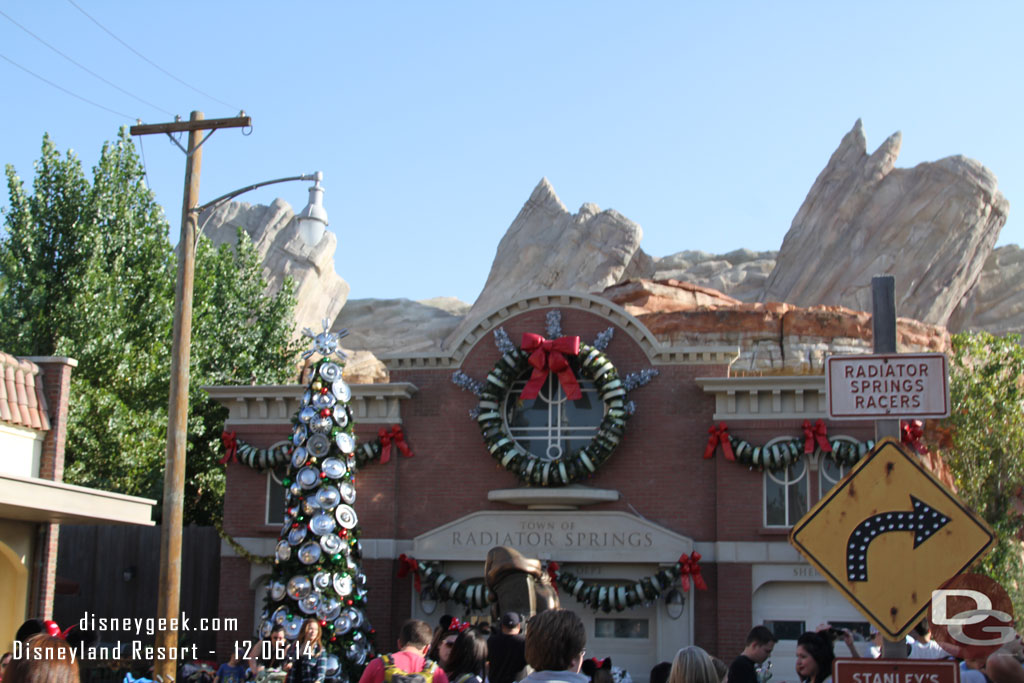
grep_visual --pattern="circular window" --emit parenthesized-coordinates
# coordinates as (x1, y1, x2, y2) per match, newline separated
(503, 374, 604, 462)
(476, 343, 628, 486)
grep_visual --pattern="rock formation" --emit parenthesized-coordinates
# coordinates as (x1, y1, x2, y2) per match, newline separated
(333, 297, 469, 356)
(199, 120, 1020, 371)
(602, 279, 949, 375)
(760, 120, 1009, 327)
(444, 178, 649, 349)
(948, 244, 1024, 335)
(651, 249, 776, 302)
(198, 198, 350, 335)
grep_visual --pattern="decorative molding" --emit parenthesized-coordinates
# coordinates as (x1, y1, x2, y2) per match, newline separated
(487, 486, 620, 509)
(223, 535, 806, 567)
(378, 290, 740, 369)
(205, 382, 418, 426)
(695, 375, 827, 421)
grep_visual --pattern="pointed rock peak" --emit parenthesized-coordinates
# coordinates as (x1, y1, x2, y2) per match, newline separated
(839, 118, 868, 155)
(529, 177, 568, 213)
(875, 129, 903, 159)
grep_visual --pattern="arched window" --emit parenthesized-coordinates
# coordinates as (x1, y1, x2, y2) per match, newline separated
(818, 437, 857, 498)
(764, 454, 809, 528)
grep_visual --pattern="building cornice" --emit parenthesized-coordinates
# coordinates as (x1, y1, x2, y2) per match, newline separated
(695, 375, 828, 421)
(205, 382, 418, 427)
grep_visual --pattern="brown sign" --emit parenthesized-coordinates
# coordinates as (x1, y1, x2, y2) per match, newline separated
(833, 659, 960, 683)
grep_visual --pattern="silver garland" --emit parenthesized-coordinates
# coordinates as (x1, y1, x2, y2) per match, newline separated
(468, 407, 481, 419)
(545, 310, 563, 338)
(593, 327, 615, 350)
(494, 327, 516, 354)
(625, 400, 637, 416)
(451, 370, 485, 396)
(623, 368, 659, 391)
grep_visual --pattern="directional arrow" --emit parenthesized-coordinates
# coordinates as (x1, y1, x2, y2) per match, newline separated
(846, 496, 950, 581)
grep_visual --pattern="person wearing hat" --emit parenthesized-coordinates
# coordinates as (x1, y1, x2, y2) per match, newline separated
(488, 612, 529, 683)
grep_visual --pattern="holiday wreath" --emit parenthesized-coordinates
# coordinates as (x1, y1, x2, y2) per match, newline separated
(452, 311, 657, 486)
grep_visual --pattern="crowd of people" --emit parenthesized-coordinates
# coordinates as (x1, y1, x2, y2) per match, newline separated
(358, 612, 1024, 683)
(2, 612, 1023, 683)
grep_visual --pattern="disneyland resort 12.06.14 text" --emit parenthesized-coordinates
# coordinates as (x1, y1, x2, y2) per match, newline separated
(12, 639, 200, 663)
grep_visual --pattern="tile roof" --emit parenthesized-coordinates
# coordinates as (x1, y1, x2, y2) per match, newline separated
(0, 352, 51, 431)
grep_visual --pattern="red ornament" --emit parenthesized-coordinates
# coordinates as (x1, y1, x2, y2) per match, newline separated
(346, 599, 354, 605)
(320, 408, 331, 417)
(340, 529, 348, 537)
(321, 386, 329, 394)
(320, 472, 327, 478)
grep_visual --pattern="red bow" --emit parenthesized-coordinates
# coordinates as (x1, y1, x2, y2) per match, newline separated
(547, 561, 560, 594)
(397, 553, 421, 592)
(703, 423, 735, 461)
(43, 620, 75, 639)
(449, 618, 471, 633)
(678, 552, 708, 592)
(901, 419, 927, 454)
(802, 419, 832, 454)
(379, 425, 415, 464)
(219, 431, 238, 465)
(520, 333, 582, 401)
(590, 658, 610, 668)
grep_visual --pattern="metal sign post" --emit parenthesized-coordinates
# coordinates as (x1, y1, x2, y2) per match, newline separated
(873, 275, 906, 658)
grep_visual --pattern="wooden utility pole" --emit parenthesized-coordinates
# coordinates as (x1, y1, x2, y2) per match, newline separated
(130, 111, 250, 681)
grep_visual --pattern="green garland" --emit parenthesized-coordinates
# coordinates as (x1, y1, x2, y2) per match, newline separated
(724, 433, 874, 473)
(215, 518, 274, 565)
(401, 554, 706, 614)
(477, 343, 629, 486)
(226, 432, 393, 472)
(415, 561, 493, 610)
(548, 554, 705, 612)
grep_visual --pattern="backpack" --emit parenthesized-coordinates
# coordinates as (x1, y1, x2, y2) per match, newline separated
(382, 654, 438, 683)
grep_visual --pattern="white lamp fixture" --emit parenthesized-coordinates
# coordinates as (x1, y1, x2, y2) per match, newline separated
(296, 171, 329, 246)
(665, 587, 686, 619)
(420, 587, 439, 615)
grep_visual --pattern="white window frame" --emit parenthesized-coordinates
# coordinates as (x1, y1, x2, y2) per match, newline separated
(265, 465, 288, 526)
(763, 438, 810, 528)
(502, 375, 603, 461)
(818, 436, 857, 498)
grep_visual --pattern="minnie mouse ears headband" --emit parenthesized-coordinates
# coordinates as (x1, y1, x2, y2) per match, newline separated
(44, 621, 75, 639)
(17, 619, 75, 642)
(581, 657, 612, 675)
(448, 618, 472, 633)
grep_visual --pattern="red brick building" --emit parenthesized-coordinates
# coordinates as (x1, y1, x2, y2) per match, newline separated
(212, 287, 949, 679)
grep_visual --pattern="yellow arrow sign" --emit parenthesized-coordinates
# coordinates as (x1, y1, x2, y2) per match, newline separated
(789, 437, 995, 640)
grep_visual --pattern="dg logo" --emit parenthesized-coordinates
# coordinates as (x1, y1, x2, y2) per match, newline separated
(930, 573, 1016, 659)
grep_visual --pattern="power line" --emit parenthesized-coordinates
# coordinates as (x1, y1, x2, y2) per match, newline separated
(0, 7, 175, 117)
(66, 0, 241, 113)
(0, 53, 134, 119)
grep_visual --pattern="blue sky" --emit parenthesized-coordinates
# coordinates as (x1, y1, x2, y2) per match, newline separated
(1, 2, 1020, 304)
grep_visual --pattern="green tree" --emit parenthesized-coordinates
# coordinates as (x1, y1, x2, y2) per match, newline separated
(184, 231, 302, 524)
(1, 131, 300, 524)
(939, 331, 1024, 619)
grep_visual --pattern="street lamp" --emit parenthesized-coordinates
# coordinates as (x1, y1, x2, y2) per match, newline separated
(196, 171, 329, 244)
(130, 112, 329, 681)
